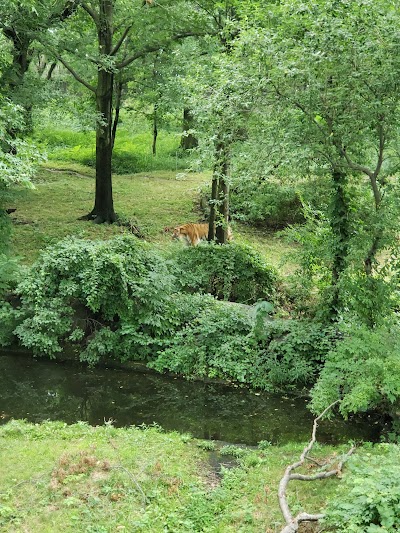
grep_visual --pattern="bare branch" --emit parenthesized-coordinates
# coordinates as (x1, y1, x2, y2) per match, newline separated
(57, 55, 96, 93)
(278, 400, 356, 533)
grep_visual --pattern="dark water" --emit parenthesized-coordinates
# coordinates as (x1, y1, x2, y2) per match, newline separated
(0, 354, 383, 445)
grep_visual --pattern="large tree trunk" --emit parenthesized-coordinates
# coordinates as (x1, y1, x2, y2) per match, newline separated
(180, 108, 198, 150)
(111, 77, 123, 151)
(208, 138, 230, 243)
(84, 0, 117, 223)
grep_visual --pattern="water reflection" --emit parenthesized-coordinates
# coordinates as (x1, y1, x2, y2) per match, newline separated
(0, 354, 382, 445)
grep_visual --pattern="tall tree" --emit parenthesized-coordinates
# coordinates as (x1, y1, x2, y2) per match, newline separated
(52, 0, 212, 223)
(0, 0, 79, 134)
(243, 0, 400, 322)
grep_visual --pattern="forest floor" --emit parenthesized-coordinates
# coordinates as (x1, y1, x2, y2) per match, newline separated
(0, 419, 359, 533)
(8, 162, 295, 271)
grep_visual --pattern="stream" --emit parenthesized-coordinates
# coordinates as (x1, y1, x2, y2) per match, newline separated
(0, 354, 383, 445)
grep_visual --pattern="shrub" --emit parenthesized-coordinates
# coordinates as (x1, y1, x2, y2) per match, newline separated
(151, 306, 334, 390)
(13, 235, 176, 360)
(0, 254, 21, 296)
(252, 318, 337, 389)
(322, 445, 400, 532)
(0, 302, 22, 347)
(150, 302, 258, 382)
(230, 179, 304, 228)
(310, 323, 400, 417)
(169, 242, 278, 304)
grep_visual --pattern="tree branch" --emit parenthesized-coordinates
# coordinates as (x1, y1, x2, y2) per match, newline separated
(278, 400, 356, 533)
(116, 31, 214, 69)
(57, 55, 96, 93)
(81, 2, 99, 25)
(111, 25, 132, 56)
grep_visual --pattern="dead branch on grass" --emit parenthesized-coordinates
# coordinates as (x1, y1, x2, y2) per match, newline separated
(278, 400, 356, 533)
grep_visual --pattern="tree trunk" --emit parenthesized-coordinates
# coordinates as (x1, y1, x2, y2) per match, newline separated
(180, 108, 198, 150)
(152, 103, 158, 156)
(111, 77, 123, 151)
(209, 138, 230, 244)
(84, 0, 117, 224)
(208, 172, 218, 241)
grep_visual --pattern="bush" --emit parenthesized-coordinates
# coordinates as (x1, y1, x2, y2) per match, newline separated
(13, 235, 176, 360)
(151, 307, 334, 390)
(0, 254, 21, 296)
(322, 445, 400, 532)
(310, 323, 400, 417)
(3, 235, 332, 392)
(252, 318, 337, 388)
(150, 302, 258, 382)
(169, 242, 278, 304)
(230, 179, 304, 228)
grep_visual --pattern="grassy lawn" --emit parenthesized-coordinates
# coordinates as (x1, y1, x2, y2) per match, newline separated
(9, 163, 295, 268)
(0, 420, 354, 533)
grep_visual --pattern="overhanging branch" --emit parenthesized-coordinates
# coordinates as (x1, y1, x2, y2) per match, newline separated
(116, 30, 214, 69)
(111, 25, 132, 56)
(81, 2, 99, 25)
(57, 55, 96, 93)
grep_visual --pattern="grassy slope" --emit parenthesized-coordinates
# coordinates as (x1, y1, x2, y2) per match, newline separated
(0, 420, 352, 532)
(9, 163, 294, 268)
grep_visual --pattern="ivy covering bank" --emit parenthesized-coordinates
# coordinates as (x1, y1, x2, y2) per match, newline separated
(0, 235, 334, 391)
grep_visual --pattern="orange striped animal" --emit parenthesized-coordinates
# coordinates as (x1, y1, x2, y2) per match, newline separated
(172, 223, 232, 246)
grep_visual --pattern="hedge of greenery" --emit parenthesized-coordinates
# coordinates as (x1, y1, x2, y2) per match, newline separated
(168, 242, 278, 304)
(0, 235, 333, 391)
(322, 445, 400, 532)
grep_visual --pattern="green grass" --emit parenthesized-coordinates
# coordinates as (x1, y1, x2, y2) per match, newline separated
(0, 419, 359, 532)
(9, 164, 295, 267)
(9, 166, 209, 264)
(8, 125, 295, 266)
(32, 127, 194, 173)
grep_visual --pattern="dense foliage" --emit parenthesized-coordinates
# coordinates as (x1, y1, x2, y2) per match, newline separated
(0, 235, 335, 390)
(169, 242, 278, 304)
(152, 303, 335, 390)
(11, 236, 175, 360)
(230, 179, 304, 228)
(311, 324, 400, 418)
(323, 445, 400, 532)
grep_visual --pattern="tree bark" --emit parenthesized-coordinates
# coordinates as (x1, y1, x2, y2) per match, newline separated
(180, 108, 198, 150)
(208, 172, 218, 241)
(209, 138, 230, 244)
(85, 0, 116, 223)
(111, 77, 123, 151)
(152, 103, 158, 156)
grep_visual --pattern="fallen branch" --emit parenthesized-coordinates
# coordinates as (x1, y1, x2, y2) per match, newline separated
(278, 400, 356, 533)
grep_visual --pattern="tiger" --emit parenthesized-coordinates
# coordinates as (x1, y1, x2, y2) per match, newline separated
(172, 223, 233, 246)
